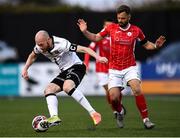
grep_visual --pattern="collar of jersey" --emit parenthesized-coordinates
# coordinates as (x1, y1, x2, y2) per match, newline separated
(47, 36, 55, 52)
(119, 23, 131, 31)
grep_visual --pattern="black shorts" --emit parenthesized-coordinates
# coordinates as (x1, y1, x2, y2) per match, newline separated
(51, 64, 86, 89)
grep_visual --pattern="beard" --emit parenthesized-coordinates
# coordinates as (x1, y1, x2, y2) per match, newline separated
(118, 21, 129, 28)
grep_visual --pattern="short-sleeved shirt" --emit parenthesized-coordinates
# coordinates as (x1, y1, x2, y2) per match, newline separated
(99, 23, 145, 71)
(34, 36, 82, 72)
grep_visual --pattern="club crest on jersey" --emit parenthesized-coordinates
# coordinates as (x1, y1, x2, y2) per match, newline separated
(127, 32, 132, 36)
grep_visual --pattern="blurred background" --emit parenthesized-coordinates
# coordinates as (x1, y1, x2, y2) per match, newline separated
(0, 0, 180, 97)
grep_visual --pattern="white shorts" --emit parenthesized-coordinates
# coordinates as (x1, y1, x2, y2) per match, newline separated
(96, 72, 108, 86)
(108, 66, 141, 90)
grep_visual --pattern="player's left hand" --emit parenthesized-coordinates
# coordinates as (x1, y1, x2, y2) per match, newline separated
(155, 35, 166, 48)
(96, 56, 108, 63)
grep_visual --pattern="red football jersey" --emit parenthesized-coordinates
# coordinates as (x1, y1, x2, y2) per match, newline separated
(99, 23, 145, 70)
(84, 37, 110, 73)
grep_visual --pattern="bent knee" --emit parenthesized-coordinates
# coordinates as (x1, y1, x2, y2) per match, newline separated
(44, 83, 61, 95)
(63, 80, 75, 93)
(132, 88, 142, 96)
(109, 91, 120, 101)
(63, 85, 72, 93)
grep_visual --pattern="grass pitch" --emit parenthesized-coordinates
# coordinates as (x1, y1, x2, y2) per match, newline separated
(0, 95, 180, 137)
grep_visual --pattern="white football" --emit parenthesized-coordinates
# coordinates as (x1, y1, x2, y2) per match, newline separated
(32, 115, 48, 132)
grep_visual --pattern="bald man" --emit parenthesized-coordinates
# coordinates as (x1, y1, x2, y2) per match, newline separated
(22, 30, 108, 128)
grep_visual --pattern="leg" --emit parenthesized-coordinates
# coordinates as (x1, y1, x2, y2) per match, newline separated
(109, 87, 126, 128)
(63, 80, 96, 114)
(103, 84, 126, 114)
(61, 64, 101, 125)
(108, 70, 127, 128)
(44, 83, 62, 127)
(108, 87, 122, 112)
(63, 79, 101, 125)
(128, 79, 155, 129)
(103, 84, 111, 105)
(44, 83, 61, 117)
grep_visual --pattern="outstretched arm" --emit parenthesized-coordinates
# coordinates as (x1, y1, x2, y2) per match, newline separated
(77, 45, 108, 64)
(22, 51, 37, 80)
(84, 42, 96, 70)
(84, 51, 90, 70)
(77, 19, 103, 42)
(143, 35, 166, 50)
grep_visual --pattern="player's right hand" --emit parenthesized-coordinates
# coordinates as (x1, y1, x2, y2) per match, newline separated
(96, 56, 108, 64)
(77, 19, 87, 33)
(22, 69, 29, 80)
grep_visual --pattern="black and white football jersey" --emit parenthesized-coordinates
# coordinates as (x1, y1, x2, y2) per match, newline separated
(34, 36, 82, 72)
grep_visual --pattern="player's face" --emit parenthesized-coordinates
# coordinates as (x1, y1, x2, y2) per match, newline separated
(36, 37, 51, 52)
(117, 12, 130, 28)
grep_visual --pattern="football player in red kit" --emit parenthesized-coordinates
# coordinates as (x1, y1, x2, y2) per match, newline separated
(77, 5, 166, 129)
(84, 19, 127, 128)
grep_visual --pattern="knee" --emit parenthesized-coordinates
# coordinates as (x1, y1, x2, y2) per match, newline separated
(63, 85, 72, 93)
(44, 83, 60, 96)
(44, 86, 53, 95)
(132, 87, 142, 96)
(109, 91, 119, 101)
(63, 80, 75, 93)
(128, 80, 142, 96)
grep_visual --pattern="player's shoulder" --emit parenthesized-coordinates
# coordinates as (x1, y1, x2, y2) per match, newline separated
(53, 36, 68, 43)
(53, 36, 70, 46)
(107, 23, 118, 29)
(52, 36, 71, 51)
(102, 23, 119, 32)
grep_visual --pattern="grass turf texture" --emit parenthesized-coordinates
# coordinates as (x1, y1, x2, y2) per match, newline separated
(0, 95, 180, 137)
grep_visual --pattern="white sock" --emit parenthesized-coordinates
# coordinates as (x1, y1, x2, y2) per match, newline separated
(71, 89, 95, 114)
(46, 95, 58, 117)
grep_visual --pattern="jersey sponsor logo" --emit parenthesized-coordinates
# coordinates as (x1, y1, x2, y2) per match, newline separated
(115, 31, 121, 33)
(114, 31, 134, 45)
(115, 38, 133, 45)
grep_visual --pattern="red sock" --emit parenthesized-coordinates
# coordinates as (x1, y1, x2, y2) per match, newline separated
(135, 94, 148, 119)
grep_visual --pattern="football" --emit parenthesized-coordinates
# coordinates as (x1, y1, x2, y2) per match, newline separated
(32, 115, 49, 132)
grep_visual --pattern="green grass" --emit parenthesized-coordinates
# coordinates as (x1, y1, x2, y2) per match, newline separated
(0, 95, 180, 137)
